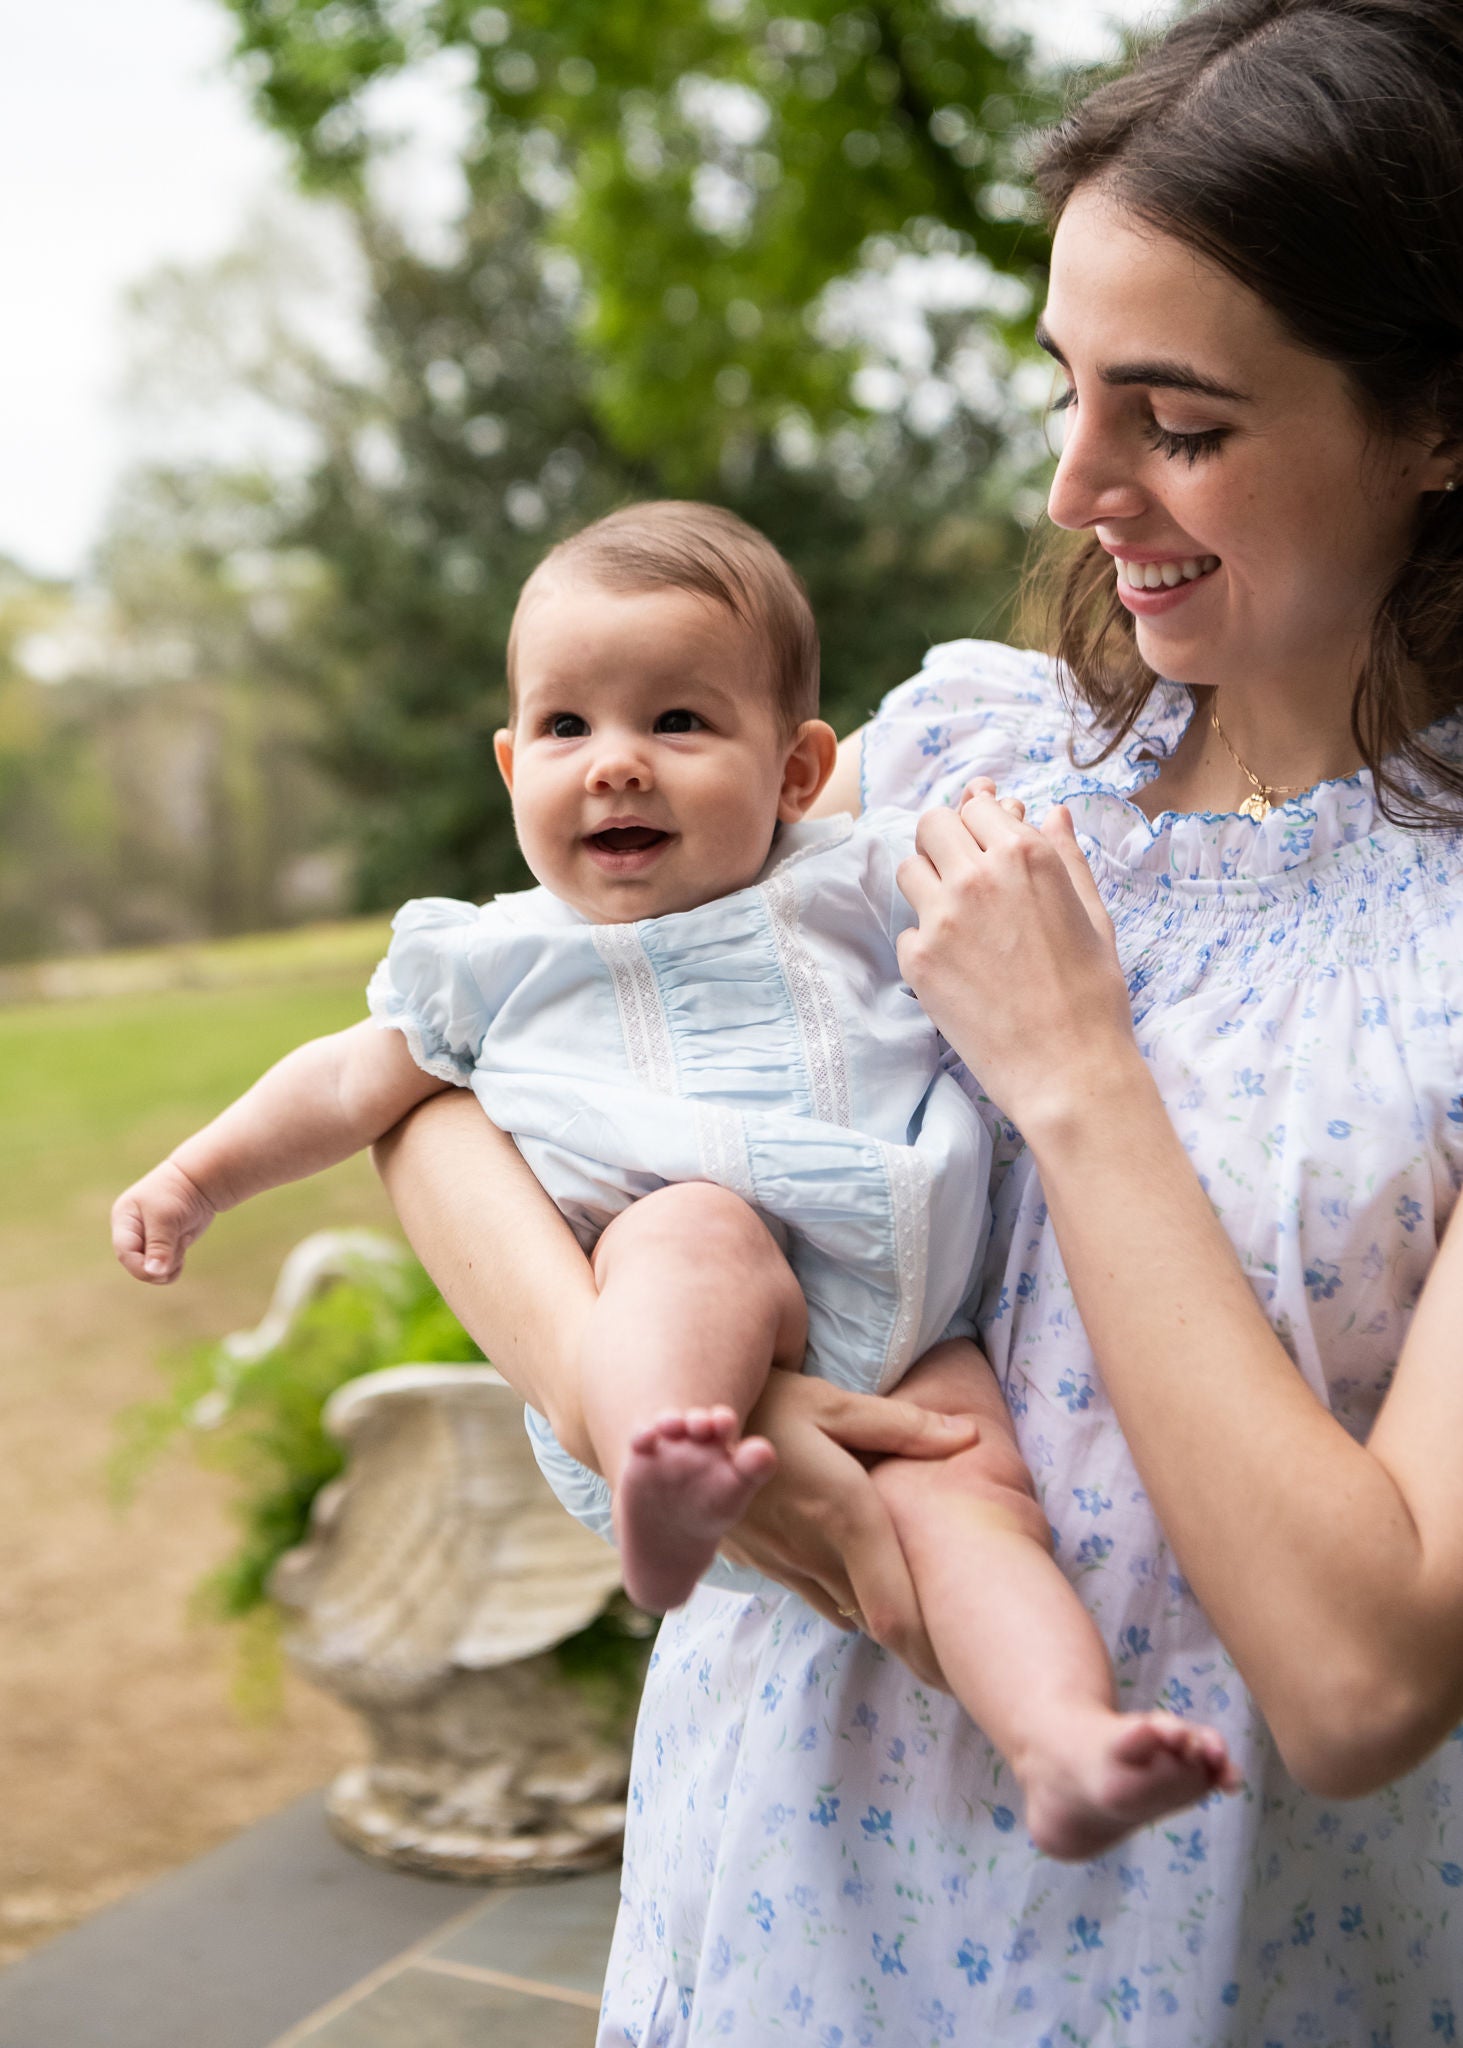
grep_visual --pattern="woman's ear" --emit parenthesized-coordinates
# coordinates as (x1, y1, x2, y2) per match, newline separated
(493, 729, 516, 792)
(777, 719, 840, 821)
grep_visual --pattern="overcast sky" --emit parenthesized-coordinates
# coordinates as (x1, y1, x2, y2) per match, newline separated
(0, 0, 1154, 582)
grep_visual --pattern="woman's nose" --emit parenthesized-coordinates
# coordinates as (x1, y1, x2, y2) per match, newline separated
(1046, 412, 1148, 533)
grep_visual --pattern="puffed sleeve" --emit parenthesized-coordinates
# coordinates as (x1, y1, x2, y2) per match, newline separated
(860, 638, 1069, 815)
(366, 897, 498, 1086)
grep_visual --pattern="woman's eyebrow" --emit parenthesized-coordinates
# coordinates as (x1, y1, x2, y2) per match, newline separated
(1035, 318, 1252, 403)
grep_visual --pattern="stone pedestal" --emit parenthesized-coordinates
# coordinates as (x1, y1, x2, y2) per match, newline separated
(271, 1364, 633, 1879)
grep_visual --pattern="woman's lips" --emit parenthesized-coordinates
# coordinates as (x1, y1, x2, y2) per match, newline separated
(1112, 551, 1221, 618)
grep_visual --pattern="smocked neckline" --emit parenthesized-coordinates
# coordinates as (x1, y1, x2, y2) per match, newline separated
(1048, 681, 1462, 884)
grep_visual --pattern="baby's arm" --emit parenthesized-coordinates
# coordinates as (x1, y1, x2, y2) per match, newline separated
(112, 1021, 447, 1284)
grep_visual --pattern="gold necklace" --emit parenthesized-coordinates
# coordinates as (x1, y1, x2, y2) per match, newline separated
(1208, 704, 1304, 821)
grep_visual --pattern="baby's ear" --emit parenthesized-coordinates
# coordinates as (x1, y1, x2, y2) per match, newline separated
(777, 719, 839, 822)
(493, 729, 516, 792)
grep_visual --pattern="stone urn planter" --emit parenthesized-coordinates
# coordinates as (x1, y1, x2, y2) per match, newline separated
(256, 1269, 638, 1878)
(271, 1363, 635, 1878)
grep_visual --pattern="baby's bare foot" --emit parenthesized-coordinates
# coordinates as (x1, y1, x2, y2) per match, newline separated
(613, 1406, 776, 1613)
(1019, 1708, 1240, 1862)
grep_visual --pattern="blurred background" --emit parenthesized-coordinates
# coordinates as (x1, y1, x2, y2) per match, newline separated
(0, 0, 1155, 1964)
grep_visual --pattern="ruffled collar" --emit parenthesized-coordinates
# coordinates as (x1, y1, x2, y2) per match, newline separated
(1046, 680, 1463, 885)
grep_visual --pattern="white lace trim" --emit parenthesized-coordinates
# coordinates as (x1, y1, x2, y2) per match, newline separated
(761, 873, 852, 1128)
(878, 1139, 931, 1384)
(762, 812, 854, 878)
(693, 1102, 758, 1207)
(366, 974, 472, 1088)
(592, 924, 678, 1094)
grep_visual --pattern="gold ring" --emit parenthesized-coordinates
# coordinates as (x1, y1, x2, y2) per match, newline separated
(837, 1606, 864, 1627)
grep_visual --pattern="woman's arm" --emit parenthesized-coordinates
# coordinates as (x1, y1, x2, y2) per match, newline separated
(897, 791, 1463, 1797)
(374, 1090, 598, 1446)
(374, 1088, 970, 1670)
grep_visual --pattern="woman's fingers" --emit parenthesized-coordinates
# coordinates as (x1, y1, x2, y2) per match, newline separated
(956, 786, 1035, 850)
(717, 1540, 856, 1629)
(904, 786, 1034, 915)
(1040, 804, 1112, 937)
(794, 1580, 860, 1630)
(821, 1389, 979, 1460)
(841, 1509, 946, 1689)
(723, 1372, 957, 1670)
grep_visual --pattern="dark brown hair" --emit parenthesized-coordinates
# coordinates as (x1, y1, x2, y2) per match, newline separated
(507, 501, 820, 729)
(1032, 0, 1463, 822)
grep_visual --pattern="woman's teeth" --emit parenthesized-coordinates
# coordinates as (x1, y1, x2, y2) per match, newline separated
(1116, 554, 1220, 591)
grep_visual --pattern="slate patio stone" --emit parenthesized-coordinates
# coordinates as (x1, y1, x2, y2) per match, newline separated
(283, 1965, 598, 2048)
(0, 1792, 617, 2048)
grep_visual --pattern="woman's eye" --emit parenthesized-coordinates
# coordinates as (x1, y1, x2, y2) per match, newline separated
(550, 713, 588, 739)
(1144, 420, 1229, 466)
(654, 709, 704, 734)
(1044, 384, 1075, 455)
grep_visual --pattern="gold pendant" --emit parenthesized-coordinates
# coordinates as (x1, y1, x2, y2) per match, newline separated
(1238, 791, 1272, 821)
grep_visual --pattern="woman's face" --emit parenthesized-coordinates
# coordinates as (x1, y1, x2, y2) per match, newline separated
(1043, 186, 1450, 708)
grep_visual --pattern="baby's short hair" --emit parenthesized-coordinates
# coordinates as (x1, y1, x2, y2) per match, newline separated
(507, 501, 820, 728)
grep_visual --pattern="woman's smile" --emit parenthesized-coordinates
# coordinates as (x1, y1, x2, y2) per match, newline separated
(1108, 549, 1221, 614)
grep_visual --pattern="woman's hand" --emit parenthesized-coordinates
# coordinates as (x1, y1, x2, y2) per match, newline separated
(718, 1371, 977, 1688)
(896, 782, 1140, 1135)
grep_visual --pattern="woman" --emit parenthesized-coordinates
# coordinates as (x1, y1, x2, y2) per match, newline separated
(379, 0, 1463, 2038)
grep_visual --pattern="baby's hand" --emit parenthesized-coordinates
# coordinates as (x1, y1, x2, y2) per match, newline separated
(111, 1159, 218, 1284)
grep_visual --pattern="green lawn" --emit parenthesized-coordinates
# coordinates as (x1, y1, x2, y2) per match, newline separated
(0, 919, 396, 1294)
(0, 921, 402, 1947)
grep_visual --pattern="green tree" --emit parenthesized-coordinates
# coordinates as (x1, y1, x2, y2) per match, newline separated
(219, 0, 1055, 478)
(259, 180, 650, 905)
(280, 190, 1032, 907)
(35, 2, 1063, 935)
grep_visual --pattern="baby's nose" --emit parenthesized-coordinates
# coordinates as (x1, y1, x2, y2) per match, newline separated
(587, 742, 650, 790)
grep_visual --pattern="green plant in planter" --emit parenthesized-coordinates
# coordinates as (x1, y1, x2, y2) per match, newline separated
(114, 1237, 651, 1715)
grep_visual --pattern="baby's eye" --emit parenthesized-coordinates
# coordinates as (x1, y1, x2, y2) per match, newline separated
(549, 713, 589, 739)
(654, 709, 704, 734)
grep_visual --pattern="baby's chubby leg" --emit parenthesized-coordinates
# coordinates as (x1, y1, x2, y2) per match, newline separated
(873, 1343, 1239, 1860)
(581, 1184, 808, 1613)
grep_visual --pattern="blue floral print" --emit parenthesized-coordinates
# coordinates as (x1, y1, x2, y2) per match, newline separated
(599, 643, 1463, 2047)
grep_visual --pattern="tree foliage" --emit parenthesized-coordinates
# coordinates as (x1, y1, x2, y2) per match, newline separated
(266, 179, 1029, 907)
(200, 4, 1062, 909)
(220, 0, 1055, 477)
(11, 5, 1071, 958)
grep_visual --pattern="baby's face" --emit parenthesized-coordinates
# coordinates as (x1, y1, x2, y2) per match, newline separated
(496, 575, 814, 922)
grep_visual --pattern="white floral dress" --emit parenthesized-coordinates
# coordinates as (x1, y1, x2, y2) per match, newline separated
(598, 641, 1463, 2048)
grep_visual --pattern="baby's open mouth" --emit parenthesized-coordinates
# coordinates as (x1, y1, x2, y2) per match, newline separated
(587, 826, 670, 853)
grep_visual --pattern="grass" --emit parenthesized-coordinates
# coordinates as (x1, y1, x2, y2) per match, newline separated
(0, 918, 396, 1292)
(0, 919, 403, 1949)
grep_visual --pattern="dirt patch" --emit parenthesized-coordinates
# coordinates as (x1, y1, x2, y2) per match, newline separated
(0, 1234, 377, 1966)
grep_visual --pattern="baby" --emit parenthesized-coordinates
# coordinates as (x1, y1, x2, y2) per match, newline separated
(113, 501, 1236, 1859)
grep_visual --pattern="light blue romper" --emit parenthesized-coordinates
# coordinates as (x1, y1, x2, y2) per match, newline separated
(367, 808, 992, 1564)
